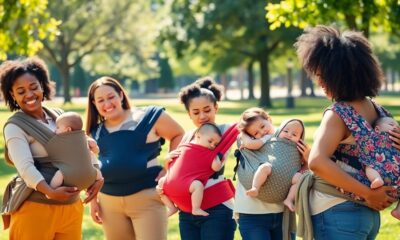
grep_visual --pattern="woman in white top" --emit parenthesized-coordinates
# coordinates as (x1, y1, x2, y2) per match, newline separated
(0, 57, 103, 240)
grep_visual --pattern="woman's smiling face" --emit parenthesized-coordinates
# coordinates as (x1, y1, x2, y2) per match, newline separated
(10, 73, 44, 115)
(92, 85, 124, 121)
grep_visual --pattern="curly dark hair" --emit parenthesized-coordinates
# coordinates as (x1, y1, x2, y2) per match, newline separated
(0, 57, 53, 111)
(295, 25, 383, 101)
(179, 76, 224, 110)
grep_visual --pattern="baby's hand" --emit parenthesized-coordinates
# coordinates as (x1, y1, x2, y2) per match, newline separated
(239, 133, 252, 149)
(87, 137, 100, 155)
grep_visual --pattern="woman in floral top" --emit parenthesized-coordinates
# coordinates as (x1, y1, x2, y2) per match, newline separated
(295, 25, 400, 239)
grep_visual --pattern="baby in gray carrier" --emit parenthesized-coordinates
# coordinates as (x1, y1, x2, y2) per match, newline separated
(50, 112, 102, 190)
(237, 107, 309, 211)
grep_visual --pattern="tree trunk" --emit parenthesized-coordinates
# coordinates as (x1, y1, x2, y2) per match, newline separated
(309, 77, 315, 97)
(60, 65, 71, 103)
(391, 68, 396, 92)
(384, 68, 389, 91)
(238, 68, 244, 100)
(247, 61, 255, 99)
(300, 68, 307, 97)
(220, 73, 228, 100)
(258, 49, 272, 107)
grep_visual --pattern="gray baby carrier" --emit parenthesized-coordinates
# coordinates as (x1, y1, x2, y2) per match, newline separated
(234, 119, 303, 203)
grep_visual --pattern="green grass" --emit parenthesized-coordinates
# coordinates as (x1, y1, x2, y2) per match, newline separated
(1, 95, 400, 239)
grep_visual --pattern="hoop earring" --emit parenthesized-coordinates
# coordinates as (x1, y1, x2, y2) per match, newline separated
(14, 99, 19, 108)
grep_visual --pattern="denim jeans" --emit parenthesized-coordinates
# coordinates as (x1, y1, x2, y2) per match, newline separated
(311, 201, 380, 240)
(238, 212, 293, 240)
(179, 204, 236, 240)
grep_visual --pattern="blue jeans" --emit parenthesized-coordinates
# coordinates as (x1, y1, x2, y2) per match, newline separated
(238, 212, 294, 240)
(312, 201, 380, 240)
(179, 204, 236, 240)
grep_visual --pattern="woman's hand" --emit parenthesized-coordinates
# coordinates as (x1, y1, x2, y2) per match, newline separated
(46, 186, 80, 201)
(83, 178, 104, 204)
(363, 186, 397, 211)
(155, 168, 167, 182)
(297, 139, 311, 162)
(166, 149, 181, 161)
(389, 127, 400, 150)
(156, 175, 166, 196)
(37, 180, 79, 201)
(90, 199, 103, 224)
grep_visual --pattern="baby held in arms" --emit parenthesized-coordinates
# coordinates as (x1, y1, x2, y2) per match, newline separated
(49, 112, 102, 190)
(158, 123, 223, 216)
(238, 107, 309, 211)
(367, 116, 400, 219)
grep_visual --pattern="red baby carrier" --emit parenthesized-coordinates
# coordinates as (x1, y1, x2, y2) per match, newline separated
(163, 124, 239, 213)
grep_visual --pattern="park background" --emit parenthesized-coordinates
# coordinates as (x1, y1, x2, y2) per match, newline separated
(1, 0, 400, 239)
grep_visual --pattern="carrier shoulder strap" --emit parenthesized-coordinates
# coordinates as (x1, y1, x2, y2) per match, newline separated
(3, 107, 63, 164)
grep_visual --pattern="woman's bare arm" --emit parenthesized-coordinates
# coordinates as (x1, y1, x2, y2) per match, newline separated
(309, 110, 396, 211)
(155, 111, 185, 151)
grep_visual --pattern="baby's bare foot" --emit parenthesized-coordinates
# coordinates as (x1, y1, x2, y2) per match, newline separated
(246, 187, 259, 197)
(391, 209, 400, 220)
(370, 178, 384, 189)
(192, 208, 209, 216)
(283, 199, 295, 212)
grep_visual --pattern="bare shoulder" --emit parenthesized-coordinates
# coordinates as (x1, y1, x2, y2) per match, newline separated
(317, 109, 348, 143)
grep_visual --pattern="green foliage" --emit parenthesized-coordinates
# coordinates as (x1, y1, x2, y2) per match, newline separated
(266, 0, 400, 37)
(159, 0, 301, 107)
(40, 0, 160, 102)
(0, 0, 59, 59)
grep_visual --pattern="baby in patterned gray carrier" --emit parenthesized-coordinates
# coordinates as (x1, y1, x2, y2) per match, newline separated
(367, 116, 400, 219)
(237, 107, 308, 211)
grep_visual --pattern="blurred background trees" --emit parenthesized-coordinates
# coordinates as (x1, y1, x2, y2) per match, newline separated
(1, 0, 399, 104)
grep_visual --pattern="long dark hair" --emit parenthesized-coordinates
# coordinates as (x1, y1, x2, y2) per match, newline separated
(85, 76, 131, 134)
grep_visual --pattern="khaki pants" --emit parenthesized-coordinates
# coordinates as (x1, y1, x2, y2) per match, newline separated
(10, 200, 83, 240)
(98, 188, 167, 240)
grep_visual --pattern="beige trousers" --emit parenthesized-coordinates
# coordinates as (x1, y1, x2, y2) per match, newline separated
(98, 188, 167, 240)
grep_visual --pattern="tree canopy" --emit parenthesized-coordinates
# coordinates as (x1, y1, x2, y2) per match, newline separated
(159, 0, 300, 107)
(0, 0, 59, 59)
(266, 0, 400, 37)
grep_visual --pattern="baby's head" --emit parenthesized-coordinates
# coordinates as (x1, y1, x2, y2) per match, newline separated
(238, 107, 273, 139)
(277, 119, 305, 143)
(374, 117, 399, 133)
(55, 112, 83, 134)
(193, 123, 222, 150)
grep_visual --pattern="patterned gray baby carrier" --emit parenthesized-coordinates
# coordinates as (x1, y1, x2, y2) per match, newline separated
(234, 119, 303, 203)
